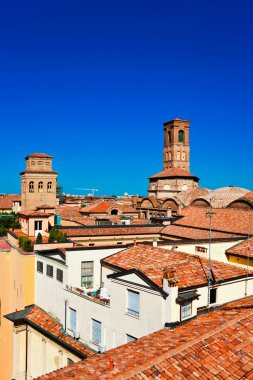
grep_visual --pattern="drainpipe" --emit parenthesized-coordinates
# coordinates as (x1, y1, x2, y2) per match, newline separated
(64, 299, 67, 332)
(25, 325, 28, 380)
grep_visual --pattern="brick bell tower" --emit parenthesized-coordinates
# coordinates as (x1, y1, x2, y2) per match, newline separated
(163, 117, 190, 171)
(20, 153, 58, 211)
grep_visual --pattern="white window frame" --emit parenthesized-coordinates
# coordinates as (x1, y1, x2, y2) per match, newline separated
(69, 308, 77, 331)
(91, 319, 101, 345)
(127, 289, 140, 318)
(81, 261, 94, 289)
(181, 301, 192, 320)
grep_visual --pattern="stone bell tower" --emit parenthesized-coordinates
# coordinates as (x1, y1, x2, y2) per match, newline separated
(163, 117, 190, 171)
(20, 153, 58, 211)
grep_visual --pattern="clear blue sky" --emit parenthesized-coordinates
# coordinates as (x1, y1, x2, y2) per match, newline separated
(1, 0, 252, 196)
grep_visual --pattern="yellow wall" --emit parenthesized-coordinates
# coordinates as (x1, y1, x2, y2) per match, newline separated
(0, 246, 35, 380)
(227, 254, 253, 267)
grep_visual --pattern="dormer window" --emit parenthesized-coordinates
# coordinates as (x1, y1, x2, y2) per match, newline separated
(181, 301, 192, 320)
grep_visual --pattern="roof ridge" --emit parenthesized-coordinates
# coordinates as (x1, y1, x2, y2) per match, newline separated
(120, 308, 253, 379)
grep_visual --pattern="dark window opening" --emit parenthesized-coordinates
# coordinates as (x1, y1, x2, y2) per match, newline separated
(210, 288, 217, 304)
(46, 264, 53, 278)
(178, 130, 185, 143)
(57, 268, 63, 282)
(37, 261, 43, 273)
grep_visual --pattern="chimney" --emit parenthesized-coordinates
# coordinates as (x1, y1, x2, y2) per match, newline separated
(153, 238, 158, 247)
(163, 267, 178, 291)
(162, 266, 179, 324)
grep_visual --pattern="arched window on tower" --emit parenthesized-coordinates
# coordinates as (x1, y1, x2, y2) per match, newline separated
(168, 131, 172, 144)
(38, 182, 43, 193)
(29, 181, 34, 193)
(178, 130, 184, 143)
(47, 182, 52, 193)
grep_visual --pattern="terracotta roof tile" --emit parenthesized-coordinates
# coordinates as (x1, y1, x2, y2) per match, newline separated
(149, 168, 198, 179)
(36, 296, 253, 379)
(59, 225, 163, 238)
(0, 194, 21, 209)
(226, 237, 253, 259)
(162, 224, 243, 240)
(102, 244, 252, 289)
(81, 201, 121, 214)
(0, 240, 11, 251)
(27, 153, 53, 158)
(18, 306, 94, 358)
(19, 211, 54, 217)
(174, 206, 253, 235)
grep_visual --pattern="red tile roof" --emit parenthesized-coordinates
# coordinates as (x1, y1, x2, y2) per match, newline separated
(102, 244, 252, 289)
(7, 305, 94, 358)
(19, 211, 54, 218)
(59, 225, 163, 238)
(149, 168, 198, 179)
(35, 296, 253, 379)
(0, 194, 21, 209)
(26, 153, 53, 158)
(226, 237, 253, 259)
(81, 201, 121, 214)
(162, 224, 244, 240)
(0, 240, 11, 251)
(175, 206, 253, 235)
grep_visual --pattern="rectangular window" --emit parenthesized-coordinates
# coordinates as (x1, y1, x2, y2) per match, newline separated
(35, 221, 42, 231)
(181, 301, 192, 320)
(56, 268, 63, 283)
(37, 261, 43, 273)
(195, 246, 207, 253)
(210, 288, 217, 304)
(126, 334, 137, 343)
(92, 319, 101, 344)
(81, 261, 94, 288)
(127, 290, 140, 317)
(46, 264, 53, 278)
(69, 308, 77, 331)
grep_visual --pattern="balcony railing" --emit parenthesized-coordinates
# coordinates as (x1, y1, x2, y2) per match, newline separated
(65, 285, 110, 307)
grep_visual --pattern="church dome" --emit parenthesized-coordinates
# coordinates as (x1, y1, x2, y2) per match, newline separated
(191, 186, 250, 208)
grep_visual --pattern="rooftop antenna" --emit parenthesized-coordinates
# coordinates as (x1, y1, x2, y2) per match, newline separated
(244, 213, 253, 297)
(206, 195, 216, 307)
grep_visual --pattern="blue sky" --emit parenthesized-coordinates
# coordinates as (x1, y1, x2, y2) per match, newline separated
(1, 0, 252, 196)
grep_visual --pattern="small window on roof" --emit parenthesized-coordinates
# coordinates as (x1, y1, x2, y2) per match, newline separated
(181, 301, 192, 320)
